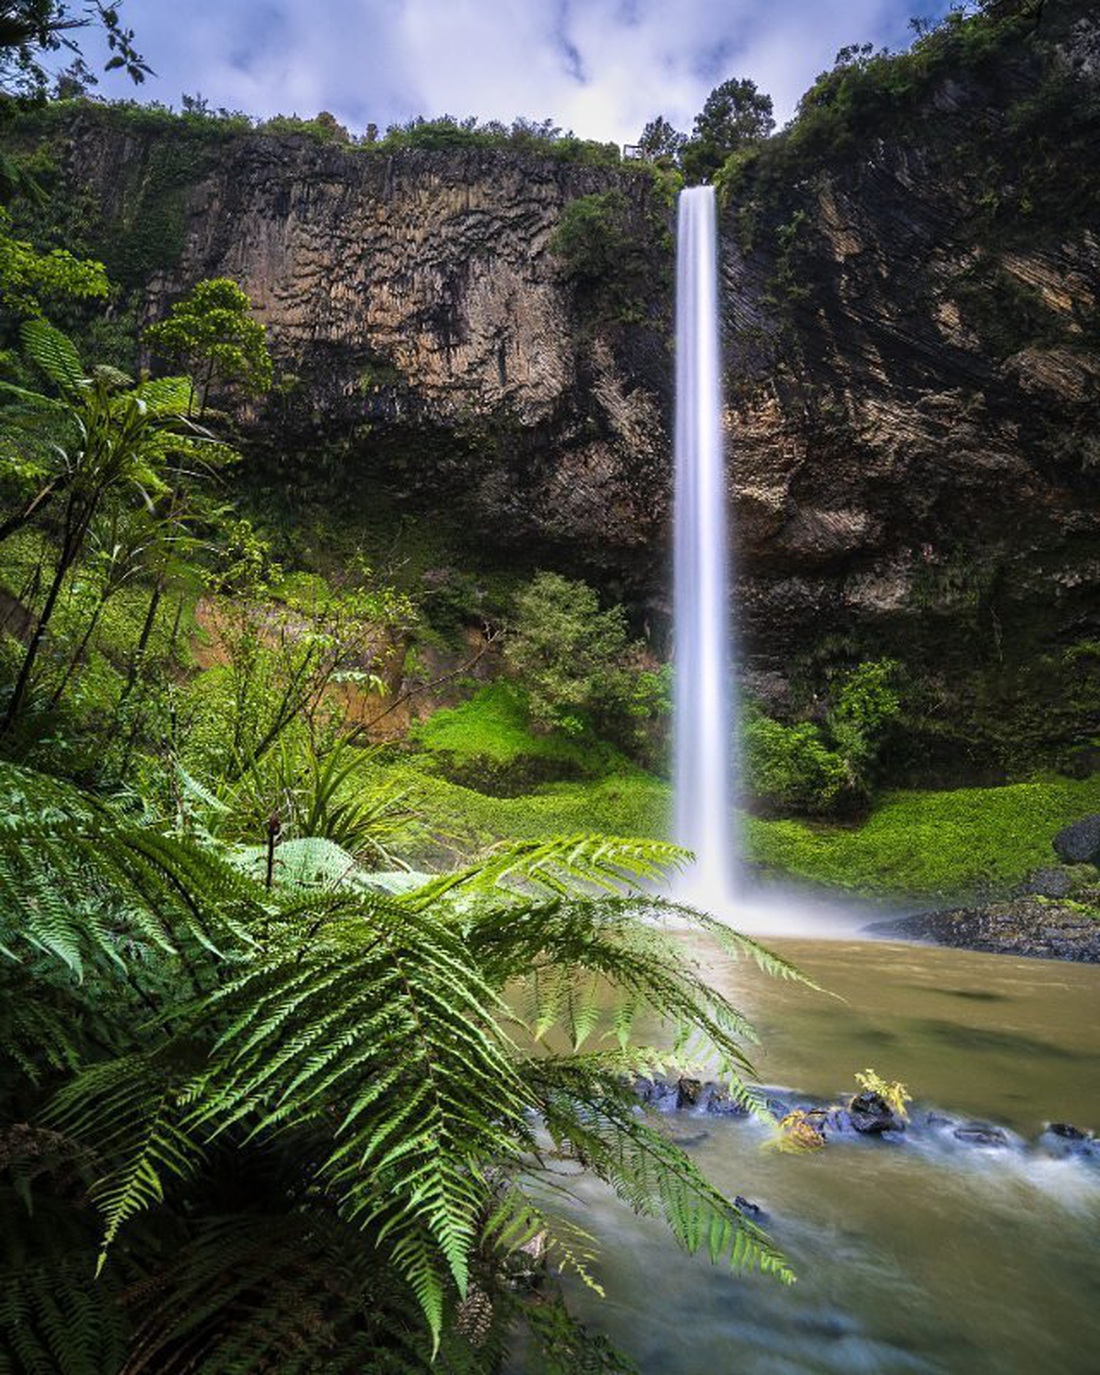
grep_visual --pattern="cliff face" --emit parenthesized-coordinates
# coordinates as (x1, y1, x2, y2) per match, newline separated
(717, 1, 1100, 769)
(35, 117, 674, 571)
(11, 0, 1100, 775)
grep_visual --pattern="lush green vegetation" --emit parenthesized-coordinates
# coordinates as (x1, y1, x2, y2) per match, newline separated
(0, 300, 789, 1369)
(378, 757, 1100, 904)
(549, 188, 671, 324)
(9, 97, 633, 168)
(746, 773, 1100, 899)
(715, 0, 1097, 258)
(411, 680, 623, 781)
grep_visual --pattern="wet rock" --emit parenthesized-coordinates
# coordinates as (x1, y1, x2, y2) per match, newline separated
(1049, 1121, 1088, 1139)
(701, 1084, 751, 1117)
(1038, 1122, 1100, 1160)
(1019, 867, 1074, 899)
(952, 1124, 1011, 1148)
(848, 1091, 908, 1135)
(1052, 816, 1100, 866)
(734, 1195, 769, 1223)
(867, 898, 1100, 961)
(670, 1130, 710, 1149)
(633, 1077, 679, 1113)
(677, 1077, 703, 1109)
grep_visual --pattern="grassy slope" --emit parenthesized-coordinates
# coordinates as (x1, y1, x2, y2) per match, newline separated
(744, 775, 1100, 898)
(398, 769, 1100, 898)
(398, 687, 1100, 897)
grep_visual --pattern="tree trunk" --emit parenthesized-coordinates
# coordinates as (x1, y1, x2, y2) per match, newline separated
(118, 576, 165, 706)
(0, 498, 89, 734)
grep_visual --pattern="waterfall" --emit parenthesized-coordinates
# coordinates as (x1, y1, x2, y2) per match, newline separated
(672, 185, 738, 907)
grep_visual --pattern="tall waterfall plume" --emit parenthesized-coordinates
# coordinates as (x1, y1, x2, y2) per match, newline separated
(672, 185, 738, 906)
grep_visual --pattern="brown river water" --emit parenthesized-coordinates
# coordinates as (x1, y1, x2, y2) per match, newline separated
(517, 934, 1100, 1374)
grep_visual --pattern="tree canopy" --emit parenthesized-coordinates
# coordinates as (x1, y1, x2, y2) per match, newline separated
(682, 76, 775, 182)
(144, 276, 274, 415)
(0, 0, 147, 98)
(636, 114, 687, 163)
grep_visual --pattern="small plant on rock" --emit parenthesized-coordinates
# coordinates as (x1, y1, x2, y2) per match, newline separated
(853, 1068, 912, 1121)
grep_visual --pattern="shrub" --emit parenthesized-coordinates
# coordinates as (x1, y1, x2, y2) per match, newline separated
(743, 660, 901, 816)
(743, 708, 853, 815)
(549, 190, 657, 321)
(826, 659, 901, 775)
(503, 573, 669, 764)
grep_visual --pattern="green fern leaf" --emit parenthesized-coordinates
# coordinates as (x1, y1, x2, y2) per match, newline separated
(19, 318, 85, 394)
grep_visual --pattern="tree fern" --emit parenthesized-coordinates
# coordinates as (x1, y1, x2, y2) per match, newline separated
(404, 832, 689, 907)
(48, 1057, 207, 1271)
(0, 761, 801, 1367)
(0, 1188, 128, 1375)
(0, 761, 261, 978)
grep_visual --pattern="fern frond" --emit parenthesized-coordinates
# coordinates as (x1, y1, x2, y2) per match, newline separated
(0, 1192, 128, 1375)
(19, 318, 85, 394)
(0, 761, 261, 979)
(181, 892, 536, 1345)
(0, 968, 85, 1085)
(462, 897, 763, 1093)
(46, 1057, 206, 1269)
(530, 1059, 792, 1282)
(403, 834, 688, 908)
(227, 835, 360, 890)
(132, 374, 193, 414)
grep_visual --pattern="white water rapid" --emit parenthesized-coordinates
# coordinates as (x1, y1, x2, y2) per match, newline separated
(672, 185, 738, 907)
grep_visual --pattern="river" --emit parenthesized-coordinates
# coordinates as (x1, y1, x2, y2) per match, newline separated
(549, 935, 1100, 1373)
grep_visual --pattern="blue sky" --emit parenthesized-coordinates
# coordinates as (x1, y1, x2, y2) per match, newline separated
(74, 0, 952, 145)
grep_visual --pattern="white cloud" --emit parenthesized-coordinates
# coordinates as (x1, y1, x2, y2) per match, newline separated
(74, 0, 948, 144)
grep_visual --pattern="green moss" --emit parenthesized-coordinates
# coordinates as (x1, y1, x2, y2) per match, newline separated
(386, 763, 670, 860)
(413, 683, 573, 766)
(745, 774, 1100, 899)
(409, 682, 632, 793)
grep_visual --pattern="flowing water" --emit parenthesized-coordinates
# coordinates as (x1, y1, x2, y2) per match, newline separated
(672, 185, 737, 908)
(558, 935, 1100, 1374)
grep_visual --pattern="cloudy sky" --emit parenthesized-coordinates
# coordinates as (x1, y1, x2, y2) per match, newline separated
(74, 0, 951, 145)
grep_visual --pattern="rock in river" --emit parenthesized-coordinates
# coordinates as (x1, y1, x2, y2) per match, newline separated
(868, 896, 1100, 961)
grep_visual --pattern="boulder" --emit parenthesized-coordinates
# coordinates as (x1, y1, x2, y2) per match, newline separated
(1019, 866, 1074, 898)
(1052, 816, 1100, 865)
(676, 1077, 703, 1109)
(1038, 1122, 1100, 1161)
(633, 1077, 679, 1113)
(952, 1124, 1011, 1148)
(734, 1195, 769, 1223)
(701, 1084, 751, 1118)
(848, 1091, 907, 1135)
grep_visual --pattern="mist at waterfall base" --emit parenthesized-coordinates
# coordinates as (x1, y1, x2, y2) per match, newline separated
(670, 186, 866, 939)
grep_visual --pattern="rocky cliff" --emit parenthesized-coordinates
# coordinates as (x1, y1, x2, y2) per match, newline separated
(8, 0, 1100, 778)
(718, 0, 1100, 774)
(15, 113, 674, 574)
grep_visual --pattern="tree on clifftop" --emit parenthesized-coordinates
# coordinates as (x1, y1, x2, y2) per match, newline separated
(682, 76, 775, 182)
(637, 114, 687, 164)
